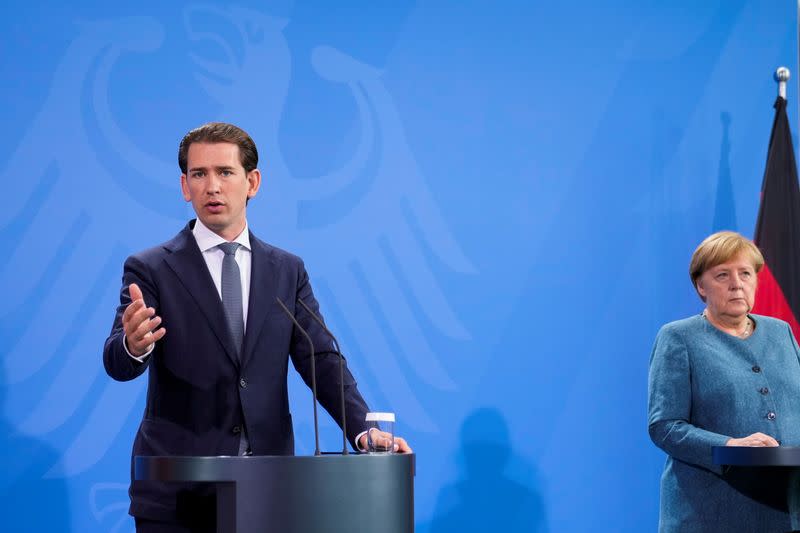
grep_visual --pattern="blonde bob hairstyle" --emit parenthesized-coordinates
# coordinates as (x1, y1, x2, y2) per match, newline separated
(689, 231, 765, 301)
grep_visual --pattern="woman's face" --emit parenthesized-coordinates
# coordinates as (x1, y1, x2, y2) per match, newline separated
(696, 252, 757, 321)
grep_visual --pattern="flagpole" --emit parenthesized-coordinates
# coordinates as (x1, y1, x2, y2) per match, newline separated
(775, 67, 790, 100)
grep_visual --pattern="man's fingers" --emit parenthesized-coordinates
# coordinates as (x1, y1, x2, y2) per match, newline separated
(128, 326, 165, 355)
(123, 284, 147, 325)
(129, 283, 144, 302)
(122, 299, 145, 323)
(125, 306, 156, 332)
(393, 437, 413, 454)
(150, 327, 166, 343)
(127, 315, 165, 353)
(139, 327, 166, 347)
(364, 430, 412, 454)
(133, 315, 161, 340)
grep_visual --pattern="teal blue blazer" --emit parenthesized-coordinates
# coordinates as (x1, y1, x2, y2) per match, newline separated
(648, 314, 800, 532)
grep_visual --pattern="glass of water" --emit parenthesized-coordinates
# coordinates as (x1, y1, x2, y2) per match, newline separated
(365, 412, 395, 453)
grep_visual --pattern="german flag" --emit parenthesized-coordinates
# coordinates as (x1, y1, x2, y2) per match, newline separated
(752, 96, 800, 340)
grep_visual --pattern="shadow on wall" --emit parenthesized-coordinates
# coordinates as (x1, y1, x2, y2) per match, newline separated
(712, 110, 736, 233)
(0, 361, 70, 531)
(425, 407, 547, 532)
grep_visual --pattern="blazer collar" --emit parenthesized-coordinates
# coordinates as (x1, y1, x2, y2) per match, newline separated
(163, 221, 241, 369)
(241, 232, 279, 368)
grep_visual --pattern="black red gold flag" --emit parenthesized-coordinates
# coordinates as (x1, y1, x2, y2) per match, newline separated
(752, 96, 800, 340)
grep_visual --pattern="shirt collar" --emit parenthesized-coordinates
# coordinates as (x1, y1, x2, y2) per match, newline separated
(192, 219, 251, 252)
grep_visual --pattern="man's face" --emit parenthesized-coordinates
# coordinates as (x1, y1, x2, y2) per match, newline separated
(181, 142, 261, 240)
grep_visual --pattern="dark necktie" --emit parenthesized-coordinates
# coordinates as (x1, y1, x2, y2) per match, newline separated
(218, 242, 250, 454)
(218, 242, 244, 358)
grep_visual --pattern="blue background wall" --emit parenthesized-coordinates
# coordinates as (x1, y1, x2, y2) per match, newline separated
(1, 1, 798, 531)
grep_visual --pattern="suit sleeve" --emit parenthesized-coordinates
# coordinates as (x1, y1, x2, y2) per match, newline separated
(288, 260, 371, 449)
(647, 326, 730, 473)
(103, 254, 160, 382)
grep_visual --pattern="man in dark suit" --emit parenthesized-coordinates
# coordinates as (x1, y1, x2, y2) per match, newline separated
(103, 122, 410, 532)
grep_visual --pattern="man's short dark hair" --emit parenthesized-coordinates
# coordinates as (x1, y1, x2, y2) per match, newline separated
(178, 122, 258, 173)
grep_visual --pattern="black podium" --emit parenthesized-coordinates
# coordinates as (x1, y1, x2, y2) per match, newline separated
(135, 454, 415, 533)
(714, 446, 800, 530)
(714, 446, 800, 468)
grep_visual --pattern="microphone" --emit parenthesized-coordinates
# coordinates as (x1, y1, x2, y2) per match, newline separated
(296, 298, 349, 455)
(275, 297, 320, 456)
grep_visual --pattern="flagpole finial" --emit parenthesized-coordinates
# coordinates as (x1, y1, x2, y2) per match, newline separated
(775, 67, 790, 99)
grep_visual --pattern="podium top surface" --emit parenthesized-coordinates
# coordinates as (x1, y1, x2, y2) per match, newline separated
(134, 453, 416, 482)
(713, 446, 800, 467)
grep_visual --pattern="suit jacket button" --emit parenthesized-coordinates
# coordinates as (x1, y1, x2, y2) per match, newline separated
(232, 425, 241, 434)
(752, 365, 761, 373)
(767, 411, 776, 421)
(760, 387, 770, 395)
(239, 378, 247, 388)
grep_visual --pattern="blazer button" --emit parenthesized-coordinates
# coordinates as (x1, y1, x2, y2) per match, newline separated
(239, 378, 247, 388)
(767, 411, 776, 421)
(760, 387, 770, 395)
(232, 425, 241, 434)
(752, 365, 761, 373)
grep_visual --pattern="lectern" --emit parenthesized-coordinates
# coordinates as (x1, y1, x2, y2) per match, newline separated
(714, 446, 800, 530)
(135, 454, 415, 533)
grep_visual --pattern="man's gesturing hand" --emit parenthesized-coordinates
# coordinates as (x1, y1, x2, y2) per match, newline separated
(123, 283, 166, 356)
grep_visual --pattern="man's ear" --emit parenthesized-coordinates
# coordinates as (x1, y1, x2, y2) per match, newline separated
(246, 168, 262, 199)
(181, 174, 191, 201)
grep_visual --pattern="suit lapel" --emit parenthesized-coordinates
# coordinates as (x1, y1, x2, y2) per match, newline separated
(164, 223, 240, 369)
(241, 233, 279, 369)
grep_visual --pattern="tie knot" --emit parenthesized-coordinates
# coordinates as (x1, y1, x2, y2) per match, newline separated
(218, 242, 240, 256)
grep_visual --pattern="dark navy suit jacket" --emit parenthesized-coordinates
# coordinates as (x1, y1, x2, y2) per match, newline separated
(103, 221, 370, 521)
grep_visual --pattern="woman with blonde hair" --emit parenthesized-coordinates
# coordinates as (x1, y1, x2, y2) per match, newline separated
(648, 231, 800, 532)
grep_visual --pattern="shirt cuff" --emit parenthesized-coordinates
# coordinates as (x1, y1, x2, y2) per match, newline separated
(123, 334, 154, 362)
(355, 430, 368, 452)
